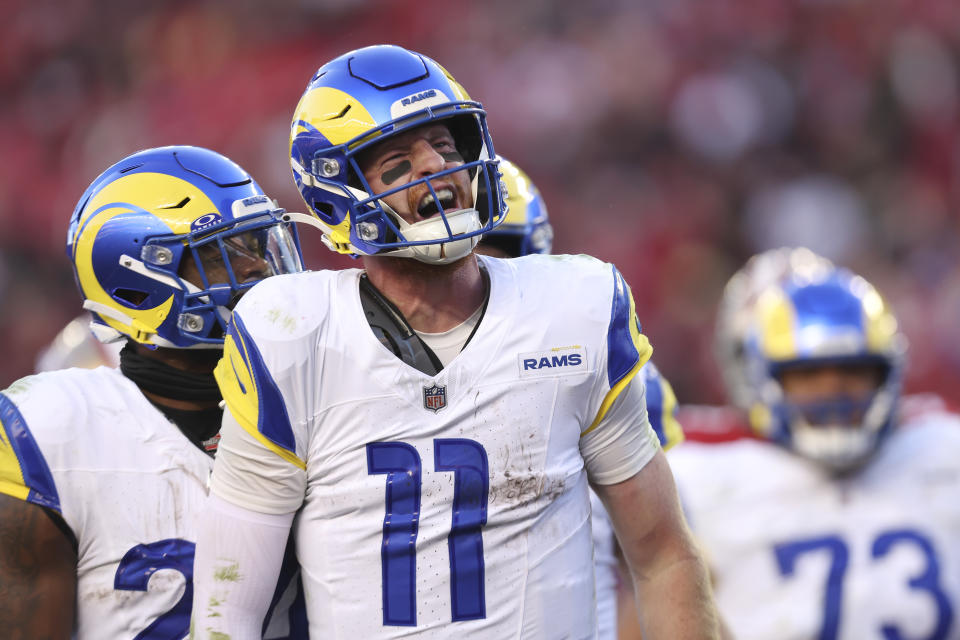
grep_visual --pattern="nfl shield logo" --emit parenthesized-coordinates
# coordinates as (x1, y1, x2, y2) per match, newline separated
(423, 384, 447, 413)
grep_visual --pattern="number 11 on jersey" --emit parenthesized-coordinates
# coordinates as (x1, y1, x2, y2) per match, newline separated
(367, 438, 489, 626)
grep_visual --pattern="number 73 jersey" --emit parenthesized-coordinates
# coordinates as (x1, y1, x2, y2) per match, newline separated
(667, 410, 960, 640)
(212, 253, 660, 638)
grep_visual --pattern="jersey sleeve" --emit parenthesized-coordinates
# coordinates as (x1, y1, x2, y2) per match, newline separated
(580, 372, 661, 485)
(583, 265, 653, 435)
(577, 266, 665, 484)
(215, 311, 306, 471)
(212, 276, 321, 514)
(0, 391, 62, 514)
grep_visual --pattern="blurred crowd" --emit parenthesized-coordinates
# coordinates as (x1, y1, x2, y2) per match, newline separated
(2, 0, 959, 406)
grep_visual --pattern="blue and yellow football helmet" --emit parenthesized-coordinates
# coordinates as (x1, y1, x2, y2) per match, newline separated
(288, 44, 505, 264)
(742, 266, 906, 471)
(714, 247, 835, 411)
(67, 145, 304, 349)
(478, 157, 553, 257)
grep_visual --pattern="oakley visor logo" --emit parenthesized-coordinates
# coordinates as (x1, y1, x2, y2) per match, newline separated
(191, 213, 222, 232)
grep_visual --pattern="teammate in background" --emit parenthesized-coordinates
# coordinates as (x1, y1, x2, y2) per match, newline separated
(668, 252, 960, 639)
(191, 45, 720, 639)
(473, 157, 554, 258)
(0, 146, 306, 639)
(35, 313, 123, 372)
(476, 157, 684, 640)
(676, 247, 835, 437)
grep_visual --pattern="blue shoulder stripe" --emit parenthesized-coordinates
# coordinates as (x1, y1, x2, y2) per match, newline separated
(231, 314, 298, 454)
(606, 266, 642, 388)
(0, 393, 61, 513)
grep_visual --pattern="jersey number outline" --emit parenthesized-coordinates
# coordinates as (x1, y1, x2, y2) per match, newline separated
(774, 528, 954, 640)
(114, 538, 195, 640)
(367, 438, 489, 626)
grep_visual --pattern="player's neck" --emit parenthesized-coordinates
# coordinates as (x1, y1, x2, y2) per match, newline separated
(121, 342, 223, 411)
(140, 389, 221, 411)
(362, 252, 487, 333)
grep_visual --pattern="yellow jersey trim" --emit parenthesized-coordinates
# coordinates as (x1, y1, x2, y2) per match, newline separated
(582, 334, 652, 436)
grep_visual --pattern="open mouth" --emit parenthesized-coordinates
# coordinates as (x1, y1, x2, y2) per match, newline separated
(417, 187, 457, 218)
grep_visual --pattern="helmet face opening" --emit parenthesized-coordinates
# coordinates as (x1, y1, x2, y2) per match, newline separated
(323, 112, 502, 259)
(774, 357, 888, 427)
(290, 45, 506, 262)
(68, 146, 304, 349)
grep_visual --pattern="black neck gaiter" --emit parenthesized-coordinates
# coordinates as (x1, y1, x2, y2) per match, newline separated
(119, 343, 223, 454)
(119, 343, 221, 403)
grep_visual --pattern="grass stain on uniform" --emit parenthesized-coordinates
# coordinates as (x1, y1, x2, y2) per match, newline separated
(266, 308, 296, 332)
(214, 562, 241, 582)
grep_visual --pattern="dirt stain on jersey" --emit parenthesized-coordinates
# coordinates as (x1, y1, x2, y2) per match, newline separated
(207, 596, 224, 615)
(266, 308, 297, 333)
(214, 561, 241, 582)
(489, 469, 566, 508)
(489, 442, 566, 508)
(3, 377, 34, 398)
(80, 584, 139, 605)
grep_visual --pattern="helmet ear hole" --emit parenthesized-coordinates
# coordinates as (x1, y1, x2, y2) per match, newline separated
(313, 200, 335, 220)
(114, 288, 149, 307)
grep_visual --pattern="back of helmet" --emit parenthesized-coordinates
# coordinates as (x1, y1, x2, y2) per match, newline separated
(477, 157, 553, 258)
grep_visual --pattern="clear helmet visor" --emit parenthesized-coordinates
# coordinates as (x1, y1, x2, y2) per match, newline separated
(170, 210, 303, 341)
(184, 217, 302, 303)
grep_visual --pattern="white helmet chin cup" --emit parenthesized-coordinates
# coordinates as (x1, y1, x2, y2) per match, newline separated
(788, 387, 895, 473)
(791, 423, 878, 472)
(387, 208, 482, 265)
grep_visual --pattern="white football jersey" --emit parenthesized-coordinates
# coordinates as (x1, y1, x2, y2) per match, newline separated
(668, 410, 960, 640)
(212, 253, 659, 638)
(0, 367, 304, 640)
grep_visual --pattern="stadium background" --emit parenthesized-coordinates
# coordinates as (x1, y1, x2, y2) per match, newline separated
(2, 0, 958, 408)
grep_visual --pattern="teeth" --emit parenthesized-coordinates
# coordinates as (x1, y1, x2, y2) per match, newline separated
(418, 188, 456, 215)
